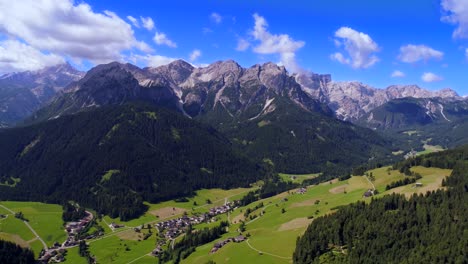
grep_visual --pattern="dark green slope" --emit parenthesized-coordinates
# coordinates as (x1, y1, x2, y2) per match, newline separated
(293, 145, 468, 264)
(360, 97, 433, 129)
(0, 103, 262, 220)
(200, 96, 391, 175)
(359, 98, 468, 152)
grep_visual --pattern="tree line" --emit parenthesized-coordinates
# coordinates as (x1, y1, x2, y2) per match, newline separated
(293, 145, 468, 264)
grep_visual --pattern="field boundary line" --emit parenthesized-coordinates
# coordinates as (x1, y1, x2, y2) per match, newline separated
(246, 239, 291, 260)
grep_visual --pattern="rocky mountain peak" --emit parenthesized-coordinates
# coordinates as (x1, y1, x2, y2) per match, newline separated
(435, 88, 459, 98)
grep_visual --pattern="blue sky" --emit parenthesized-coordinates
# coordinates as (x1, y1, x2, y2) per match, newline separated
(0, 0, 467, 95)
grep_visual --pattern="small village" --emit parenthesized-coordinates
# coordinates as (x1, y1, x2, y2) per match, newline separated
(38, 211, 97, 263)
(152, 202, 237, 256)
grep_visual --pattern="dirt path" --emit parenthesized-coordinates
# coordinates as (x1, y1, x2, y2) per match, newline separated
(245, 239, 291, 260)
(126, 252, 151, 264)
(0, 204, 48, 250)
(364, 175, 375, 190)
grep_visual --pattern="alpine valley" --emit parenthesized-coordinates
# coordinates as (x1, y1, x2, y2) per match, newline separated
(0, 60, 467, 264)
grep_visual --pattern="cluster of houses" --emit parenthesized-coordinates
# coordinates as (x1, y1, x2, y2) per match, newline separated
(39, 211, 97, 263)
(155, 202, 236, 241)
(152, 202, 237, 256)
(38, 248, 67, 263)
(63, 211, 96, 247)
(209, 235, 246, 254)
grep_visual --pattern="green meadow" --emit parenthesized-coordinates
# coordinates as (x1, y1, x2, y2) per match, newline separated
(0, 201, 65, 257)
(0, 167, 451, 263)
(181, 166, 451, 264)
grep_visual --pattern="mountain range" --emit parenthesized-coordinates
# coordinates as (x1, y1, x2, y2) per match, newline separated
(0, 63, 84, 127)
(1, 59, 467, 220)
(2, 59, 464, 128)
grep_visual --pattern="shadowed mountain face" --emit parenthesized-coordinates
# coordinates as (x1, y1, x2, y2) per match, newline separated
(0, 63, 84, 127)
(0, 102, 262, 220)
(359, 97, 468, 130)
(23, 60, 392, 174)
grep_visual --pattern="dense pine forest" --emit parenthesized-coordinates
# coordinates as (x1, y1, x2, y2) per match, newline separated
(293, 145, 468, 264)
(0, 240, 35, 264)
(0, 103, 262, 220)
(208, 96, 393, 175)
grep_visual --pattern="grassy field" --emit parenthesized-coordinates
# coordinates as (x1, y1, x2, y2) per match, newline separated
(181, 166, 451, 264)
(0, 168, 451, 263)
(101, 187, 255, 228)
(62, 246, 88, 264)
(0, 201, 66, 257)
(0, 201, 66, 245)
(87, 229, 156, 264)
(64, 188, 256, 263)
(278, 173, 320, 184)
(417, 144, 445, 155)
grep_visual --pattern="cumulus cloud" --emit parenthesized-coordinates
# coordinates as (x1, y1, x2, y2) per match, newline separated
(250, 13, 305, 73)
(189, 49, 201, 61)
(441, 0, 468, 39)
(153, 32, 177, 48)
(398, 44, 444, 63)
(127, 16, 139, 28)
(0, 0, 152, 66)
(0, 40, 64, 72)
(130, 54, 178, 67)
(236, 38, 250, 51)
(140, 16, 154, 31)
(391, 70, 405, 78)
(422, 72, 443, 82)
(210, 12, 222, 24)
(331, 27, 380, 69)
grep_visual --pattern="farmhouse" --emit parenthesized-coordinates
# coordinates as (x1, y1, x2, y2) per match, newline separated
(297, 187, 307, 194)
(209, 235, 246, 254)
(363, 189, 374, 198)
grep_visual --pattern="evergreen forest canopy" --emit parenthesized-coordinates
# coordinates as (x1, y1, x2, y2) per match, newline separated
(293, 145, 468, 264)
(0, 103, 263, 220)
(0, 239, 35, 264)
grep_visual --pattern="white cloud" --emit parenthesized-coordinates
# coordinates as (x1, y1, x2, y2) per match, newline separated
(250, 13, 305, 73)
(0, 0, 152, 65)
(236, 38, 250, 51)
(422, 72, 443, 82)
(153, 32, 177, 48)
(210, 12, 222, 24)
(331, 27, 380, 69)
(441, 0, 468, 39)
(0, 40, 64, 72)
(330, 52, 349, 65)
(140, 16, 154, 31)
(130, 54, 178, 67)
(189, 49, 201, 62)
(398, 44, 444, 63)
(466, 48, 468, 59)
(127, 16, 139, 28)
(391, 70, 405, 78)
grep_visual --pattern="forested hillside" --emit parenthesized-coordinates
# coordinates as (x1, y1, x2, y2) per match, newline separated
(293, 145, 468, 264)
(0, 240, 35, 264)
(202, 96, 392, 175)
(0, 102, 262, 220)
